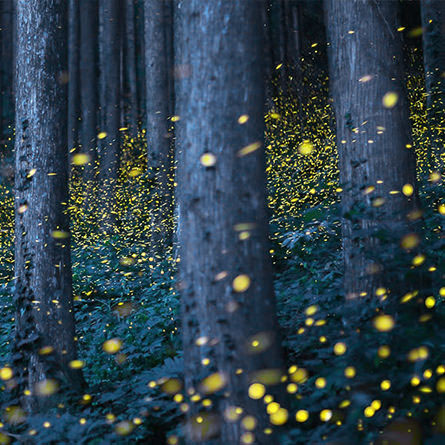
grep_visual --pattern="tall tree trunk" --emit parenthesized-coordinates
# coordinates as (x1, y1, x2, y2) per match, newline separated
(68, 0, 80, 153)
(175, 1, 284, 443)
(282, 0, 303, 95)
(420, 0, 445, 165)
(325, 0, 419, 299)
(99, 0, 121, 230)
(264, 1, 303, 100)
(0, 0, 14, 151)
(123, 0, 139, 139)
(144, 0, 173, 254)
(14, 0, 83, 407)
(135, 0, 146, 132)
(79, 0, 99, 182)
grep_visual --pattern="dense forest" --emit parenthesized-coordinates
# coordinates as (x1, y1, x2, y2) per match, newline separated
(0, 0, 444, 444)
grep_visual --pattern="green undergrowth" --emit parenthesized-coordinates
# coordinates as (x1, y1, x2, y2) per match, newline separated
(0, 55, 444, 443)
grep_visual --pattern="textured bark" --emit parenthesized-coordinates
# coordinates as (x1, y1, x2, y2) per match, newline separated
(144, 0, 174, 253)
(325, 0, 419, 298)
(79, 0, 99, 182)
(14, 0, 83, 405)
(420, 0, 445, 163)
(99, 0, 121, 229)
(175, 1, 284, 443)
(123, 0, 139, 138)
(68, 0, 80, 153)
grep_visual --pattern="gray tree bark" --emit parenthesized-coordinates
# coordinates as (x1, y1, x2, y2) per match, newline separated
(325, 0, 419, 298)
(144, 0, 174, 253)
(79, 0, 99, 182)
(420, 0, 445, 164)
(14, 0, 84, 406)
(68, 0, 80, 153)
(99, 0, 121, 229)
(175, 1, 284, 443)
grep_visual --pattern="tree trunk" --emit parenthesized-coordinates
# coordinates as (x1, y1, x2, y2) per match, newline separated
(175, 1, 284, 443)
(68, 0, 80, 153)
(79, 0, 99, 182)
(325, 0, 419, 299)
(264, 1, 303, 100)
(123, 0, 139, 139)
(144, 0, 174, 254)
(282, 0, 303, 94)
(420, 0, 445, 165)
(0, 0, 14, 151)
(99, 0, 121, 230)
(14, 0, 84, 407)
(135, 0, 146, 131)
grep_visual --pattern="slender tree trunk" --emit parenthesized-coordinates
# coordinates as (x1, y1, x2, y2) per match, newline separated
(264, 1, 303, 100)
(282, 0, 303, 94)
(325, 0, 419, 299)
(175, 1, 284, 443)
(0, 0, 14, 150)
(14, 0, 83, 407)
(68, 0, 80, 153)
(99, 0, 121, 230)
(124, 0, 139, 139)
(135, 0, 146, 132)
(144, 0, 173, 253)
(420, 0, 445, 165)
(79, 0, 99, 182)
(268, 0, 286, 93)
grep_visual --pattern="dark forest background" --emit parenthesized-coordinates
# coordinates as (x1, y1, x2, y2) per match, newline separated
(0, 0, 444, 444)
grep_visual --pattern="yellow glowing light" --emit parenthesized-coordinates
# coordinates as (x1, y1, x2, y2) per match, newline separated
(364, 406, 375, 417)
(373, 314, 395, 332)
(382, 92, 399, 108)
(72, 153, 91, 165)
(400, 233, 420, 250)
(248, 383, 265, 400)
(425, 296, 435, 308)
(269, 408, 288, 425)
(35, 379, 59, 396)
(200, 153, 217, 167)
(378, 345, 391, 358)
(436, 377, 445, 393)
(200, 372, 227, 394)
(344, 367, 356, 378)
(402, 184, 414, 196)
(320, 409, 332, 422)
(315, 377, 326, 388)
(289, 368, 308, 384)
(69, 360, 85, 369)
(0, 367, 13, 381)
(238, 115, 249, 124)
(233, 274, 251, 292)
(161, 379, 183, 395)
(102, 338, 122, 354)
(296, 410, 309, 422)
(238, 141, 262, 157)
(298, 140, 314, 155)
(412, 254, 425, 266)
(333, 342, 347, 355)
(381, 380, 391, 390)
